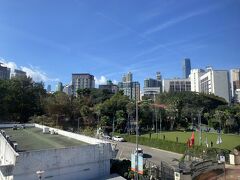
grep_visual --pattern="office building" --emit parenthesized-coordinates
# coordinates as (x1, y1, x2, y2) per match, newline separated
(189, 69, 205, 92)
(99, 80, 118, 94)
(63, 85, 73, 96)
(47, 85, 51, 93)
(163, 78, 191, 92)
(156, 72, 162, 80)
(11, 69, 27, 79)
(143, 72, 162, 101)
(122, 72, 132, 83)
(182, 58, 191, 78)
(118, 81, 140, 101)
(0, 63, 10, 80)
(200, 67, 230, 102)
(235, 89, 240, 103)
(56, 82, 63, 92)
(230, 69, 240, 103)
(0, 124, 113, 180)
(72, 73, 95, 96)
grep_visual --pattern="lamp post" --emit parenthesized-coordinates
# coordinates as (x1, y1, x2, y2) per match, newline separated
(135, 98, 139, 180)
(198, 108, 204, 146)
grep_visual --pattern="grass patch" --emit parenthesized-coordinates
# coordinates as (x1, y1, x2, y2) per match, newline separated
(141, 131, 240, 150)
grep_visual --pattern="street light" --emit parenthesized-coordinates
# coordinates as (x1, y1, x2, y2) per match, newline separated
(198, 108, 204, 146)
(135, 98, 139, 180)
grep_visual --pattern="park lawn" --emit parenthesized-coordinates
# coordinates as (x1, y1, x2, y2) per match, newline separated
(142, 131, 240, 150)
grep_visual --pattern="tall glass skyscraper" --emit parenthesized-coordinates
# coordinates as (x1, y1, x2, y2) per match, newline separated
(182, 58, 191, 78)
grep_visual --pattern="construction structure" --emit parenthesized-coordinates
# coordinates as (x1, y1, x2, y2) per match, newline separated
(0, 124, 113, 180)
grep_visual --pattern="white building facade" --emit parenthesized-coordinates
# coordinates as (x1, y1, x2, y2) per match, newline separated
(199, 68, 230, 102)
(230, 69, 240, 103)
(163, 78, 191, 92)
(189, 69, 205, 92)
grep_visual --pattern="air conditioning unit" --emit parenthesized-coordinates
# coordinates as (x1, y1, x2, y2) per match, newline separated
(5, 135, 10, 141)
(43, 127, 49, 134)
(13, 142, 18, 151)
(1, 130, 6, 137)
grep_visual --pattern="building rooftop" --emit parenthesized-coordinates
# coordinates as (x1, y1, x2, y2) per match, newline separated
(3, 127, 88, 152)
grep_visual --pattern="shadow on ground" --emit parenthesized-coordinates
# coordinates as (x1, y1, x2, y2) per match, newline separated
(143, 153, 152, 159)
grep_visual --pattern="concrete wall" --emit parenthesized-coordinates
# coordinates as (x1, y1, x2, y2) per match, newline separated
(0, 124, 34, 129)
(12, 144, 112, 180)
(0, 132, 19, 180)
(34, 124, 105, 145)
(213, 71, 231, 103)
(0, 123, 106, 145)
(0, 133, 18, 166)
(0, 124, 113, 180)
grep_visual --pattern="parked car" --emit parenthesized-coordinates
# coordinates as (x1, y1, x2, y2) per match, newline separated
(135, 148, 143, 156)
(112, 136, 124, 142)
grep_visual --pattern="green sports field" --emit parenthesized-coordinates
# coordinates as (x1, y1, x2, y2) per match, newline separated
(142, 131, 240, 150)
(3, 127, 87, 151)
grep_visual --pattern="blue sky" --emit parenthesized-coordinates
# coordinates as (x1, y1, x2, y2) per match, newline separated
(0, 0, 240, 90)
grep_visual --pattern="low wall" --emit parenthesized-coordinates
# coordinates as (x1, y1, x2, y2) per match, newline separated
(12, 144, 112, 180)
(0, 132, 19, 180)
(191, 161, 225, 179)
(34, 123, 105, 145)
(0, 124, 34, 129)
(0, 123, 106, 145)
(0, 133, 19, 166)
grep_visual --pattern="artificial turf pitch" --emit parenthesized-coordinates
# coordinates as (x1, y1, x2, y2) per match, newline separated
(4, 127, 87, 151)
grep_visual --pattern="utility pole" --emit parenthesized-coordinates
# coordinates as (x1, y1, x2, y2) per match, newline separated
(112, 117, 115, 136)
(78, 117, 80, 133)
(160, 109, 162, 134)
(155, 108, 158, 136)
(198, 108, 203, 146)
(135, 98, 139, 180)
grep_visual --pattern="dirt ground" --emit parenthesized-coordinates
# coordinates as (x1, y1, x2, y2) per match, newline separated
(194, 165, 240, 180)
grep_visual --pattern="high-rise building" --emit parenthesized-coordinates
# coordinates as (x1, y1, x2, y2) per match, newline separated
(200, 67, 230, 102)
(122, 72, 132, 83)
(156, 72, 162, 80)
(118, 72, 140, 101)
(143, 72, 162, 101)
(47, 85, 51, 93)
(163, 78, 191, 92)
(118, 81, 140, 101)
(63, 85, 73, 96)
(56, 82, 63, 92)
(235, 89, 240, 103)
(11, 69, 27, 79)
(0, 63, 10, 80)
(230, 69, 240, 102)
(182, 58, 191, 78)
(189, 69, 205, 92)
(72, 73, 95, 96)
(99, 80, 118, 94)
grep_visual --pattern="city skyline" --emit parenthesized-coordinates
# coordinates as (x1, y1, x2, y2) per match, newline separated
(0, 0, 240, 89)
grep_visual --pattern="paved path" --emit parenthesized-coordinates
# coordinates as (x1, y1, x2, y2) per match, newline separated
(114, 141, 182, 166)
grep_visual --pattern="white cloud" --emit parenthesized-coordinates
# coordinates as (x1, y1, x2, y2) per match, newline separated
(144, 5, 220, 35)
(113, 80, 118, 84)
(94, 76, 107, 85)
(0, 57, 58, 82)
